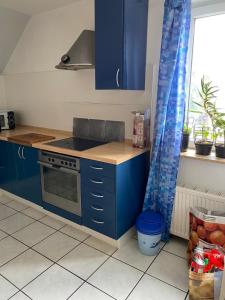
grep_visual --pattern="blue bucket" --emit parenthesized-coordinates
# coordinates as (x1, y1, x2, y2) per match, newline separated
(136, 210, 164, 256)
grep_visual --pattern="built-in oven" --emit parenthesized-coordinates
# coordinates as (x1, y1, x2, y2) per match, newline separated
(38, 151, 81, 216)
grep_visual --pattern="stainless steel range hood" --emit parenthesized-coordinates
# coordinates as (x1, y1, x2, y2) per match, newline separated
(55, 30, 95, 71)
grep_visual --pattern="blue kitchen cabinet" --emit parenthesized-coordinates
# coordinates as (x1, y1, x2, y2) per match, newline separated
(0, 141, 16, 193)
(95, 0, 149, 90)
(13, 145, 42, 205)
(0, 141, 42, 205)
(81, 153, 148, 239)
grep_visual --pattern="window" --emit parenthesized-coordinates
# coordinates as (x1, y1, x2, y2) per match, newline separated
(188, 9, 225, 131)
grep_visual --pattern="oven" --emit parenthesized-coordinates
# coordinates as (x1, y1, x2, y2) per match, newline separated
(38, 151, 81, 216)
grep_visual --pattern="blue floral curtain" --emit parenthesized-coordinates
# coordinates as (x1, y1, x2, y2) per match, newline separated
(143, 0, 191, 240)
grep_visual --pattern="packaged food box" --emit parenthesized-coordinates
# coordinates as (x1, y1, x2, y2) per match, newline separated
(132, 109, 150, 148)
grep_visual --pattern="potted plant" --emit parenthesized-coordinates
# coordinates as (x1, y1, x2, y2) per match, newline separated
(181, 123, 191, 152)
(194, 125, 213, 155)
(193, 77, 219, 156)
(214, 115, 225, 158)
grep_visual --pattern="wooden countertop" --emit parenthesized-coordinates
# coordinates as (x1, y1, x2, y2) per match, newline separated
(0, 125, 148, 165)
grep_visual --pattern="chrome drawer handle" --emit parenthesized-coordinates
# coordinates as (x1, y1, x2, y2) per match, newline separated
(90, 165, 103, 171)
(91, 205, 104, 212)
(90, 179, 103, 184)
(90, 192, 104, 198)
(92, 219, 104, 225)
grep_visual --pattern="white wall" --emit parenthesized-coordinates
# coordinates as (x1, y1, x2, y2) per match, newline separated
(0, 6, 29, 73)
(0, 76, 6, 108)
(3, 0, 164, 138)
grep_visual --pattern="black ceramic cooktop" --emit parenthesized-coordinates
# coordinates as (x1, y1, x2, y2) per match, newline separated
(46, 137, 107, 151)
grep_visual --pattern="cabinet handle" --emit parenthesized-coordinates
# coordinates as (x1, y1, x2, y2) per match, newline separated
(92, 219, 104, 225)
(91, 205, 104, 212)
(116, 68, 120, 88)
(90, 192, 104, 198)
(90, 179, 103, 184)
(21, 147, 26, 160)
(90, 165, 103, 171)
(18, 146, 22, 159)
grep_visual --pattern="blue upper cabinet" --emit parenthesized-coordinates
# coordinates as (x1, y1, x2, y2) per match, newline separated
(95, 0, 149, 90)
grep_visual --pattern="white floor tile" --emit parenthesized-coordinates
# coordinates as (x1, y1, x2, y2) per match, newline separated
(84, 236, 117, 255)
(113, 239, 155, 271)
(127, 274, 187, 300)
(88, 257, 143, 300)
(0, 236, 28, 266)
(0, 249, 53, 289)
(0, 275, 18, 299)
(10, 291, 31, 300)
(0, 194, 14, 204)
(33, 231, 80, 261)
(58, 243, 108, 280)
(0, 213, 34, 234)
(22, 207, 46, 220)
(147, 251, 188, 292)
(12, 221, 56, 247)
(60, 225, 90, 241)
(40, 215, 65, 230)
(0, 229, 7, 241)
(6, 200, 28, 212)
(0, 204, 17, 220)
(164, 236, 188, 259)
(23, 264, 83, 300)
(69, 283, 113, 300)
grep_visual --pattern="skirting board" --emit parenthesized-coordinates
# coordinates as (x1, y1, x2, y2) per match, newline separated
(0, 189, 135, 248)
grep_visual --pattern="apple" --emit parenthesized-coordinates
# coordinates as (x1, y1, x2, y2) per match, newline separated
(191, 231, 199, 247)
(203, 222, 218, 232)
(197, 225, 206, 240)
(218, 224, 225, 233)
(209, 230, 225, 246)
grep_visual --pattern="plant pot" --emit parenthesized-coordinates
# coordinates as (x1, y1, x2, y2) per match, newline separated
(195, 141, 213, 156)
(181, 133, 190, 152)
(215, 144, 225, 158)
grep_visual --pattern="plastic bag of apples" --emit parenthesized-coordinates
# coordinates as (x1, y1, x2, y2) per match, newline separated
(188, 207, 225, 265)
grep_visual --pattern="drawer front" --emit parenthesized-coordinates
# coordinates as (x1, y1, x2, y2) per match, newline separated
(83, 206, 116, 238)
(82, 176, 115, 194)
(81, 159, 115, 179)
(82, 189, 115, 211)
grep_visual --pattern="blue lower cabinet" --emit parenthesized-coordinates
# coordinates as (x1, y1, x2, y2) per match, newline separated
(81, 153, 148, 239)
(0, 141, 42, 205)
(17, 146, 42, 205)
(0, 141, 16, 193)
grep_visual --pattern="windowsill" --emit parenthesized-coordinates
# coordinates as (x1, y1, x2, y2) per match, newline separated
(180, 149, 225, 164)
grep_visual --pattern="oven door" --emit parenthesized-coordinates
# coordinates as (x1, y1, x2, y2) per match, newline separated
(39, 161, 81, 216)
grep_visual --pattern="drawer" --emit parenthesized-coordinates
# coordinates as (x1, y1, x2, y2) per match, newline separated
(83, 206, 116, 238)
(81, 159, 115, 179)
(82, 189, 115, 212)
(82, 176, 115, 194)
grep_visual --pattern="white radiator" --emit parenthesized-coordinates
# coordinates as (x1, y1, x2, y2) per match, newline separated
(170, 186, 225, 240)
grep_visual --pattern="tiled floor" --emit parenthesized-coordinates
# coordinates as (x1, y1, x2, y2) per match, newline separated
(0, 194, 189, 300)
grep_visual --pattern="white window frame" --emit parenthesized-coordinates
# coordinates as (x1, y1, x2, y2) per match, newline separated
(186, 2, 225, 148)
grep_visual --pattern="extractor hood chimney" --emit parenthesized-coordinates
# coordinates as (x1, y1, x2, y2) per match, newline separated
(55, 30, 95, 71)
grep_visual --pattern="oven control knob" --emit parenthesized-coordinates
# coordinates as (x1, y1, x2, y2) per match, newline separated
(61, 161, 64, 165)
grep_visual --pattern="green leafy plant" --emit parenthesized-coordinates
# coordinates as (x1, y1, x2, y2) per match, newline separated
(194, 126, 213, 144)
(214, 114, 225, 147)
(183, 123, 192, 135)
(193, 76, 219, 131)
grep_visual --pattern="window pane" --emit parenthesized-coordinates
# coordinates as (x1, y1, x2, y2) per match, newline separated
(189, 13, 225, 125)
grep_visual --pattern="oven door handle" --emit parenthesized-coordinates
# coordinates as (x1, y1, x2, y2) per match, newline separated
(38, 161, 79, 175)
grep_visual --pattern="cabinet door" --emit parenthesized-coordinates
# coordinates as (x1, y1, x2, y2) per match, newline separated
(0, 141, 16, 193)
(21, 146, 42, 205)
(12, 144, 25, 198)
(95, 0, 124, 90)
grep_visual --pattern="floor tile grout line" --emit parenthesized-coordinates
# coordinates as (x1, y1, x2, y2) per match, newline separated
(7, 290, 33, 300)
(146, 273, 188, 293)
(162, 248, 187, 260)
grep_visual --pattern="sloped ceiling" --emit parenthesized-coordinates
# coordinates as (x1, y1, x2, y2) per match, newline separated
(0, 0, 78, 16)
(0, 6, 29, 73)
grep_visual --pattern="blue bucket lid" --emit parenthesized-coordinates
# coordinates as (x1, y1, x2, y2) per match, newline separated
(136, 210, 164, 235)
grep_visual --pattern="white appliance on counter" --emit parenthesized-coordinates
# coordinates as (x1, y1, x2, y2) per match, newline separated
(0, 110, 15, 130)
